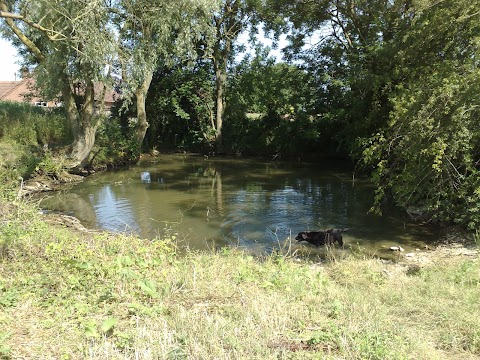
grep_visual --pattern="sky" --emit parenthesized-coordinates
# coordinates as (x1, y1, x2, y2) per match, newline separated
(0, 38, 21, 81)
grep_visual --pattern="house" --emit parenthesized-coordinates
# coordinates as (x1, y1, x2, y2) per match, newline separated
(0, 77, 56, 107)
(0, 75, 119, 114)
(93, 82, 119, 115)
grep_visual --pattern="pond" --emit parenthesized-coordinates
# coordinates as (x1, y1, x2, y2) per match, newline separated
(39, 154, 438, 259)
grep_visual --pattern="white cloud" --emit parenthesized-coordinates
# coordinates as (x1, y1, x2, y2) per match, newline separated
(0, 38, 20, 81)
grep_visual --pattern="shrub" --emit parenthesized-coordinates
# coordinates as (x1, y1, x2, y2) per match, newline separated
(92, 117, 139, 167)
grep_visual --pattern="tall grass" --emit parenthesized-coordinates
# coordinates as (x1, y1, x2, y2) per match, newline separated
(0, 102, 78, 197)
(0, 101, 72, 146)
(0, 101, 136, 173)
(0, 200, 479, 359)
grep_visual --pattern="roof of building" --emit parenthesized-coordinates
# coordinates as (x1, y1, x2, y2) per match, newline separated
(94, 83, 118, 104)
(0, 77, 119, 106)
(0, 79, 31, 102)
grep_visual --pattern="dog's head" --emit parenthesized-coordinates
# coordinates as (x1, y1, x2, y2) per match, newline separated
(295, 232, 309, 241)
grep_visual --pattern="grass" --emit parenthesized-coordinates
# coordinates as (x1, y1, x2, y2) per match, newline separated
(0, 101, 72, 147)
(0, 200, 479, 359)
(0, 101, 73, 197)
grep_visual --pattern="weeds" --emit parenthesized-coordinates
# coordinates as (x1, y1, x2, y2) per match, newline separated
(93, 119, 140, 167)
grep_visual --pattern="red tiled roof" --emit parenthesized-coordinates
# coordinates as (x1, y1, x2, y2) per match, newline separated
(0, 77, 118, 108)
(0, 80, 28, 101)
(0, 78, 56, 107)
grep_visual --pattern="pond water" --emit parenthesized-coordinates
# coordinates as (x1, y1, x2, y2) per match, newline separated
(39, 154, 438, 259)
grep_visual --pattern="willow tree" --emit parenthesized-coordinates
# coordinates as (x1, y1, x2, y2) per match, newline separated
(115, 0, 219, 158)
(0, 0, 115, 170)
(271, 0, 480, 227)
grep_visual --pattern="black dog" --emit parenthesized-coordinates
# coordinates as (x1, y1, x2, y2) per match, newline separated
(295, 228, 348, 247)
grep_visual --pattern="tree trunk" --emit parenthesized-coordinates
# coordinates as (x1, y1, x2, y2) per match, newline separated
(70, 124, 98, 169)
(212, 0, 238, 154)
(214, 63, 227, 153)
(63, 80, 100, 170)
(213, 31, 231, 154)
(134, 70, 154, 159)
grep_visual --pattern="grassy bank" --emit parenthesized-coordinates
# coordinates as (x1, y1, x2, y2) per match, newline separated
(0, 101, 136, 180)
(0, 200, 479, 359)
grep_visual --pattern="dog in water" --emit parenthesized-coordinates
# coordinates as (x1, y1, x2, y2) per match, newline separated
(295, 228, 348, 247)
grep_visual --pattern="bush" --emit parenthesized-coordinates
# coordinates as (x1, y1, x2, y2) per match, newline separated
(92, 117, 139, 167)
(222, 112, 338, 158)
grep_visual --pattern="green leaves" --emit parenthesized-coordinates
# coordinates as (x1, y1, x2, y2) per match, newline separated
(138, 279, 160, 298)
(84, 324, 100, 338)
(359, 0, 480, 228)
(84, 318, 118, 338)
(100, 318, 118, 334)
(0, 332, 12, 357)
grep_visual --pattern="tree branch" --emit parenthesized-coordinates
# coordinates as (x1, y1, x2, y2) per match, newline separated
(0, 3, 45, 62)
(0, 5, 66, 42)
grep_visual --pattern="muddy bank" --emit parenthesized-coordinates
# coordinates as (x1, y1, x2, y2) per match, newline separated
(398, 241, 479, 267)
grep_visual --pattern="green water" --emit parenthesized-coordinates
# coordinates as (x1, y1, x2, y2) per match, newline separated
(39, 154, 437, 258)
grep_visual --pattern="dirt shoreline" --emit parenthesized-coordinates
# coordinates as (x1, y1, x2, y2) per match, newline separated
(397, 241, 479, 266)
(19, 172, 84, 197)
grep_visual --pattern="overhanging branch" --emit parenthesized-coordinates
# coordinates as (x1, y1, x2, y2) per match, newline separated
(0, 9, 67, 41)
